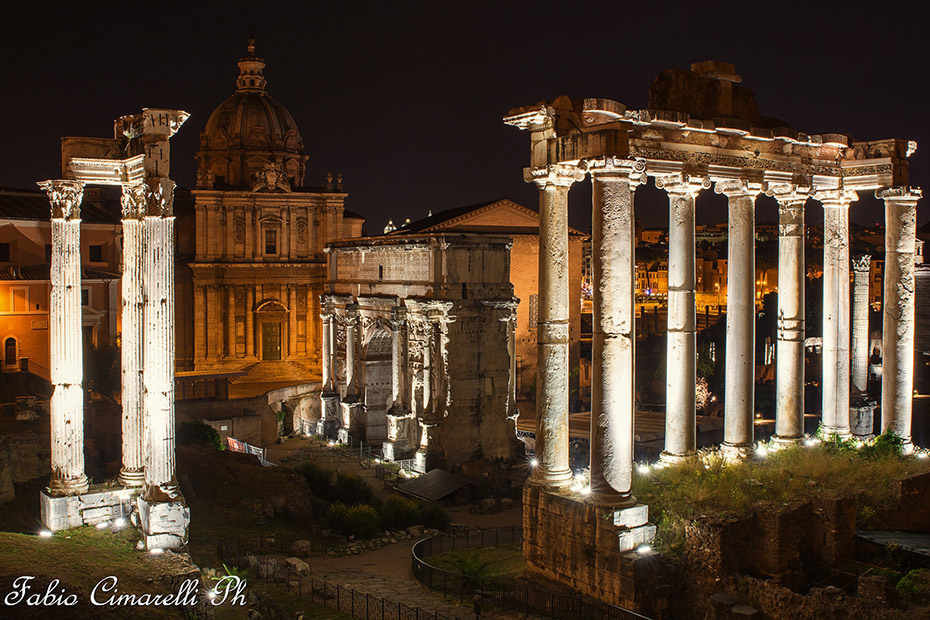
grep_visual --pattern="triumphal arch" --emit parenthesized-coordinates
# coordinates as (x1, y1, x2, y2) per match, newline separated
(505, 61, 919, 614)
(39, 108, 190, 550)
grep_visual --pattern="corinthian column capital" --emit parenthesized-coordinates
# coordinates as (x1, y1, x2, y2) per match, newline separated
(655, 173, 711, 196)
(851, 254, 872, 273)
(876, 186, 922, 203)
(713, 178, 763, 197)
(120, 183, 149, 219)
(813, 187, 858, 206)
(766, 183, 812, 206)
(523, 164, 585, 188)
(38, 180, 84, 219)
(145, 178, 176, 217)
(581, 156, 646, 186)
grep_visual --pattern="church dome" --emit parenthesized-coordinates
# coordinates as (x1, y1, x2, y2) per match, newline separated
(196, 40, 308, 190)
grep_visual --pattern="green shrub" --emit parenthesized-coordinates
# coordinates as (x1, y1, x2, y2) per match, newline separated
(333, 471, 375, 505)
(295, 461, 334, 497)
(378, 494, 420, 530)
(860, 430, 904, 460)
(177, 421, 223, 450)
(328, 503, 382, 539)
(419, 502, 451, 530)
(897, 568, 930, 605)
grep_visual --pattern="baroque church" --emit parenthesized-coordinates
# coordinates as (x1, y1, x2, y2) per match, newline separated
(175, 40, 364, 397)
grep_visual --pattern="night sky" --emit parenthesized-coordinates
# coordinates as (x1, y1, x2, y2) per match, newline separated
(4, 1, 928, 234)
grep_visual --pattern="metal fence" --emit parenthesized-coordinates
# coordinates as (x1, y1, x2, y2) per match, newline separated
(412, 527, 651, 620)
(217, 537, 457, 620)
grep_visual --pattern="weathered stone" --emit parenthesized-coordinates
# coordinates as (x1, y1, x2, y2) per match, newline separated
(285, 557, 310, 574)
(290, 540, 313, 556)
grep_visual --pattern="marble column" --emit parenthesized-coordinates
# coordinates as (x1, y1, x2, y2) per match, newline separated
(818, 189, 856, 437)
(227, 286, 236, 358)
(321, 308, 335, 393)
(345, 304, 359, 400)
(524, 164, 583, 488)
(657, 175, 708, 461)
(389, 306, 407, 412)
(716, 180, 762, 459)
(40, 180, 89, 496)
(879, 187, 922, 451)
(142, 178, 180, 502)
(773, 189, 808, 443)
(118, 184, 146, 487)
(851, 255, 872, 394)
(245, 287, 255, 358)
(587, 158, 644, 505)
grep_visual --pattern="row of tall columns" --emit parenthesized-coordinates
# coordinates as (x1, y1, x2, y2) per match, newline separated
(773, 189, 808, 442)
(41, 180, 89, 495)
(880, 188, 923, 451)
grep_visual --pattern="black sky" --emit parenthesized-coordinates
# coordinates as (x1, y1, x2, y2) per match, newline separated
(3, 1, 928, 234)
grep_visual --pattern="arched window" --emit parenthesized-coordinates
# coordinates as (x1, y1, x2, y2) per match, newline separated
(4, 338, 16, 366)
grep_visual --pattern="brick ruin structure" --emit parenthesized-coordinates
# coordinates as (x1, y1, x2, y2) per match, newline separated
(40, 109, 190, 550)
(505, 61, 920, 615)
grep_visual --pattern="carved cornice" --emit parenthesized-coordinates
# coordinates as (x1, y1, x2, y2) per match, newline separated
(713, 179, 764, 198)
(876, 187, 922, 202)
(523, 164, 585, 188)
(38, 180, 84, 220)
(852, 255, 872, 272)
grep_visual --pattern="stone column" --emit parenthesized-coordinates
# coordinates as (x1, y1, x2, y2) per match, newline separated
(40, 180, 89, 496)
(716, 180, 762, 459)
(657, 174, 708, 461)
(245, 287, 255, 358)
(587, 158, 644, 505)
(319, 302, 338, 433)
(817, 189, 856, 437)
(851, 255, 872, 393)
(321, 307, 335, 393)
(288, 286, 298, 359)
(142, 179, 180, 502)
(389, 306, 407, 412)
(524, 164, 583, 489)
(879, 187, 922, 451)
(344, 304, 359, 400)
(118, 184, 146, 487)
(772, 188, 808, 443)
(226, 286, 236, 358)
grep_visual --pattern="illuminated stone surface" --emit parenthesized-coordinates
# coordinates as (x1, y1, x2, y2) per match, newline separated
(851, 254, 872, 394)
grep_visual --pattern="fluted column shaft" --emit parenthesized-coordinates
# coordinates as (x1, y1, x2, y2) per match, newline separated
(321, 310, 335, 393)
(525, 165, 582, 488)
(118, 185, 146, 487)
(588, 161, 642, 505)
(658, 176, 706, 460)
(389, 307, 406, 411)
(142, 179, 179, 502)
(345, 305, 359, 400)
(880, 187, 922, 450)
(774, 192, 807, 442)
(41, 180, 89, 496)
(851, 255, 872, 393)
(718, 181, 761, 457)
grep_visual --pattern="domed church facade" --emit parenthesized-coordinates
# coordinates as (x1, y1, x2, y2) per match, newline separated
(178, 41, 364, 396)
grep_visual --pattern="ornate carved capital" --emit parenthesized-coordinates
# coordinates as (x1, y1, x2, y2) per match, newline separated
(766, 183, 812, 206)
(813, 187, 858, 206)
(655, 173, 711, 196)
(144, 178, 176, 217)
(852, 254, 872, 272)
(713, 179, 764, 197)
(876, 186, 922, 203)
(523, 164, 585, 188)
(345, 303, 359, 327)
(390, 306, 407, 326)
(581, 156, 646, 186)
(38, 180, 84, 220)
(120, 183, 148, 219)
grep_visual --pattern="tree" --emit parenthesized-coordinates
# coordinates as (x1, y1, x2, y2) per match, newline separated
(86, 340, 120, 401)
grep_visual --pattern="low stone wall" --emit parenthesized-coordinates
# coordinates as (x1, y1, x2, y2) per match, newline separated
(0, 432, 50, 504)
(869, 470, 930, 532)
(522, 485, 667, 618)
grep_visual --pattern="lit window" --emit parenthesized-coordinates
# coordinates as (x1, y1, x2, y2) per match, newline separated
(265, 229, 277, 255)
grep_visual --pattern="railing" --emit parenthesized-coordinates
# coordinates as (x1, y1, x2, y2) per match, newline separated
(217, 537, 457, 620)
(412, 527, 651, 620)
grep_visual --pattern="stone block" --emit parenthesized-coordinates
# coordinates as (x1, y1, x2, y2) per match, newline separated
(613, 504, 649, 528)
(731, 604, 760, 617)
(138, 496, 190, 550)
(290, 540, 313, 556)
(41, 487, 138, 531)
(285, 557, 310, 574)
(618, 524, 656, 552)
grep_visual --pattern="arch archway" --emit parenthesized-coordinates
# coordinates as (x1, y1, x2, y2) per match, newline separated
(362, 327, 393, 443)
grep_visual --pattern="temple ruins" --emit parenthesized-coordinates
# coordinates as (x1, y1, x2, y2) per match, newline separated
(505, 61, 920, 613)
(40, 108, 190, 550)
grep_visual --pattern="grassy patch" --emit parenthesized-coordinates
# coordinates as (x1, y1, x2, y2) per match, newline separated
(428, 542, 525, 579)
(632, 441, 930, 557)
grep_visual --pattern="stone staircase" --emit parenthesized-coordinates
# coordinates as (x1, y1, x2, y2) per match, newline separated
(229, 361, 314, 385)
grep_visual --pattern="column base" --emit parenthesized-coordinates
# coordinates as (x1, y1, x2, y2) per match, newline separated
(320, 392, 338, 424)
(528, 467, 574, 490)
(382, 440, 415, 462)
(772, 435, 804, 446)
(720, 442, 753, 462)
(47, 473, 90, 497)
(118, 469, 145, 488)
(137, 495, 190, 551)
(414, 449, 439, 473)
(316, 418, 339, 440)
(41, 485, 138, 531)
(901, 439, 915, 456)
(659, 450, 696, 465)
(338, 401, 365, 442)
(819, 426, 852, 440)
(587, 490, 637, 509)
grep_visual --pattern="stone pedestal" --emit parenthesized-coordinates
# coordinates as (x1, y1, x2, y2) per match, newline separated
(41, 486, 138, 531)
(137, 496, 190, 550)
(850, 395, 876, 438)
(383, 411, 417, 460)
(522, 485, 663, 617)
(338, 401, 365, 441)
